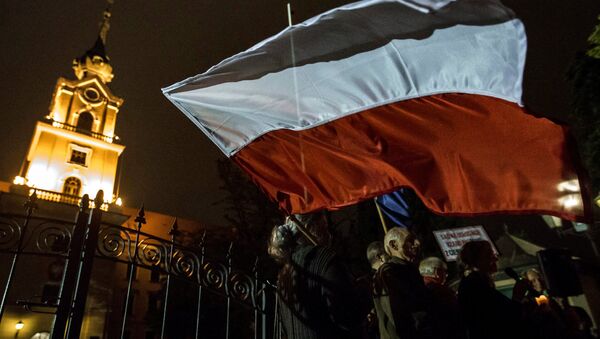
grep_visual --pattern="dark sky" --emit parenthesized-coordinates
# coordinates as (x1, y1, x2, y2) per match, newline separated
(1, 0, 599, 227)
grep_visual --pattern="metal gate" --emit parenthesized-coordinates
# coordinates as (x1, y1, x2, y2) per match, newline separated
(0, 190, 278, 339)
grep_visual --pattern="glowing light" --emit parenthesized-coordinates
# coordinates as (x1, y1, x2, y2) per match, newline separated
(27, 163, 57, 190)
(13, 176, 26, 185)
(83, 181, 113, 202)
(15, 321, 24, 330)
(595, 193, 600, 208)
(115, 197, 123, 206)
(37, 122, 124, 154)
(557, 179, 580, 192)
(535, 295, 548, 306)
(558, 194, 582, 209)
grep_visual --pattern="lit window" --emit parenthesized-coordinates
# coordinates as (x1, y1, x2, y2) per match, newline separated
(63, 177, 82, 196)
(67, 144, 92, 167)
(70, 150, 87, 166)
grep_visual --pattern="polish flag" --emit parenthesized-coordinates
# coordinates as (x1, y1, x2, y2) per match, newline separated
(163, 0, 591, 221)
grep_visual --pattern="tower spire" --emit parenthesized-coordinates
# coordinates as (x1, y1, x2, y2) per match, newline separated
(99, 0, 114, 45)
(72, 0, 115, 83)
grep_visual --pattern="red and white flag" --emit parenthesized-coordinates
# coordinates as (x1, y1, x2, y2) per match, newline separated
(163, 0, 591, 221)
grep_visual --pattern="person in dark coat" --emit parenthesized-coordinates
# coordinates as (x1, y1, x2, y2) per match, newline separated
(419, 257, 466, 339)
(372, 227, 432, 339)
(268, 213, 362, 339)
(457, 240, 524, 339)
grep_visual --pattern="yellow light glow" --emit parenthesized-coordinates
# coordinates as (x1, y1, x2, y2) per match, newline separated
(557, 179, 580, 193)
(15, 321, 24, 330)
(595, 193, 600, 208)
(115, 197, 123, 206)
(27, 163, 57, 190)
(36, 122, 124, 153)
(558, 194, 582, 209)
(13, 176, 26, 185)
(535, 295, 549, 306)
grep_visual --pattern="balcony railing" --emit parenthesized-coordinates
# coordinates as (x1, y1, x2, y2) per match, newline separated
(44, 118, 120, 144)
(31, 188, 110, 210)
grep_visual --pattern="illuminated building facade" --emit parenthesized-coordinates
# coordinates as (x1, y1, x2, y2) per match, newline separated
(13, 8, 124, 207)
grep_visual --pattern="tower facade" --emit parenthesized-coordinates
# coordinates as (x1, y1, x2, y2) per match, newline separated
(14, 9, 125, 206)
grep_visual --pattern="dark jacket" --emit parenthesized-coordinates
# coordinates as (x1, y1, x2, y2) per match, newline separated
(423, 278, 466, 339)
(458, 271, 524, 339)
(372, 257, 432, 339)
(277, 245, 361, 339)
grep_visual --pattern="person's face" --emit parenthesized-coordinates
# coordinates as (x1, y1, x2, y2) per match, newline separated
(476, 243, 498, 274)
(401, 233, 420, 262)
(526, 271, 544, 292)
(435, 267, 448, 285)
(371, 252, 389, 270)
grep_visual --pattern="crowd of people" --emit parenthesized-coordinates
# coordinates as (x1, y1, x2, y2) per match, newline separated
(267, 213, 597, 339)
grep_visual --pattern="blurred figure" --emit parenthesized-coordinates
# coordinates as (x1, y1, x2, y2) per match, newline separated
(457, 240, 524, 339)
(359, 241, 391, 339)
(525, 268, 546, 294)
(373, 227, 432, 339)
(419, 257, 448, 286)
(268, 213, 361, 339)
(367, 241, 390, 271)
(419, 257, 465, 339)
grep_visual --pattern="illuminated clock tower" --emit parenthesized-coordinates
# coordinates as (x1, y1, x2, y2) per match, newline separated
(14, 8, 125, 206)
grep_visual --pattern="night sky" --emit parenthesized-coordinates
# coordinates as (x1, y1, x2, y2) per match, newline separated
(1, 0, 599, 227)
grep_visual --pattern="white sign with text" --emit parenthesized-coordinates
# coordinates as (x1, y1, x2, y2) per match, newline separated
(433, 226, 498, 261)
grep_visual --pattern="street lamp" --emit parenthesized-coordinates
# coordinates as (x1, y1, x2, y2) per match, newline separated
(15, 321, 24, 331)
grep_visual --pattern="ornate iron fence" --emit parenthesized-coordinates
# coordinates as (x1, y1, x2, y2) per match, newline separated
(0, 191, 279, 339)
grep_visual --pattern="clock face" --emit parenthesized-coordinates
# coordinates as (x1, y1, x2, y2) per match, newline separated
(83, 87, 101, 103)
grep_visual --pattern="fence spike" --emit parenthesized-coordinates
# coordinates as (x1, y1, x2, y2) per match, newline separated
(169, 218, 180, 237)
(24, 190, 38, 211)
(135, 205, 146, 225)
(227, 241, 234, 259)
(253, 256, 259, 275)
(200, 230, 207, 246)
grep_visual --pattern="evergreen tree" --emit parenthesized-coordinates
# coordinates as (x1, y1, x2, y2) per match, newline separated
(214, 159, 284, 267)
(568, 15, 600, 195)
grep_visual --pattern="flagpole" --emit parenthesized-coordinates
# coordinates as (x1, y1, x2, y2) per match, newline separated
(374, 198, 389, 234)
(286, 2, 309, 204)
(286, 3, 293, 26)
(286, 3, 317, 247)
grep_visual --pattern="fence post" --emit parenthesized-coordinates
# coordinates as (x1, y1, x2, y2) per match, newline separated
(51, 194, 90, 338)
(160, 218, 179, 339)
(225, 242, 233, 339)
(253, 257, 260, 339)
(273, 286, 280, 339)
(0, 191, 37, 323)
(66, 190, 104, 339)
(120, 206, 145, 339)
(194, 230, 206, 339)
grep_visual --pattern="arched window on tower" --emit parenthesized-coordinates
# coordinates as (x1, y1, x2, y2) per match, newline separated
(63, 177, 82, 197)
(76, 112, 94, 132)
